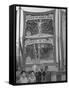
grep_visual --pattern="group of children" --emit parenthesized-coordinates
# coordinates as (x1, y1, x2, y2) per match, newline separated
(16, 71, 36, 83)
(16, 66, 48, 83)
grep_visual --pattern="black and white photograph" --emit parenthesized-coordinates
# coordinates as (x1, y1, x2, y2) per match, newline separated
(15, 5, 67, 84)
(9, 5, 67, 85)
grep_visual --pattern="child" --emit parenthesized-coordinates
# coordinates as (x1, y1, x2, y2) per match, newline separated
(17, 71, 29, 83)
(28, 71, 36, 83)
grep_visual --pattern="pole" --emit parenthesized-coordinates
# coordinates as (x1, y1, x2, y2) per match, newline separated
(19, 7, 21, 69)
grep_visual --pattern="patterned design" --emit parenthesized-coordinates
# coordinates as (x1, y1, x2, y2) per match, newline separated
(24, 11, 55, 65)
(25, 20, 39, 35)
(41, 19, 54, 34)
(26, 45, 35, 59)
(40, 44, 54, 59)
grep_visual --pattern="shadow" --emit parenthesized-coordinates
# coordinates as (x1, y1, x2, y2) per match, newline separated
(5, 81, 9, 84)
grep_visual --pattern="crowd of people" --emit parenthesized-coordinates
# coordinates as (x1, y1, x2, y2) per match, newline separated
(16, 66, 49, 83)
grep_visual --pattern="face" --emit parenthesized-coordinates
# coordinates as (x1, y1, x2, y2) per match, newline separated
(22, 72, 26, 77)
(30, 72, 35, 79)
(31, 72, 34, 76)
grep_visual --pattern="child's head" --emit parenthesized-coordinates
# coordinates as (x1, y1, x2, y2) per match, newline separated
(16, 70, 21, 80)
(21, 71, 26, 77)
(31, 71, 35, 76)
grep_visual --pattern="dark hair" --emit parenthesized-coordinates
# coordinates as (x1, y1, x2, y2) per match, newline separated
(31, 71, 34, 73)
(20, 71, 26, 75)
(28, 71, 34, 74)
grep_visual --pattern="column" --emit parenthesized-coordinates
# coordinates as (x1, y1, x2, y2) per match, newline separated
(55, 9, 59, 64)
(38, 20, 42, 62)
(16, 7, 24, 70)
